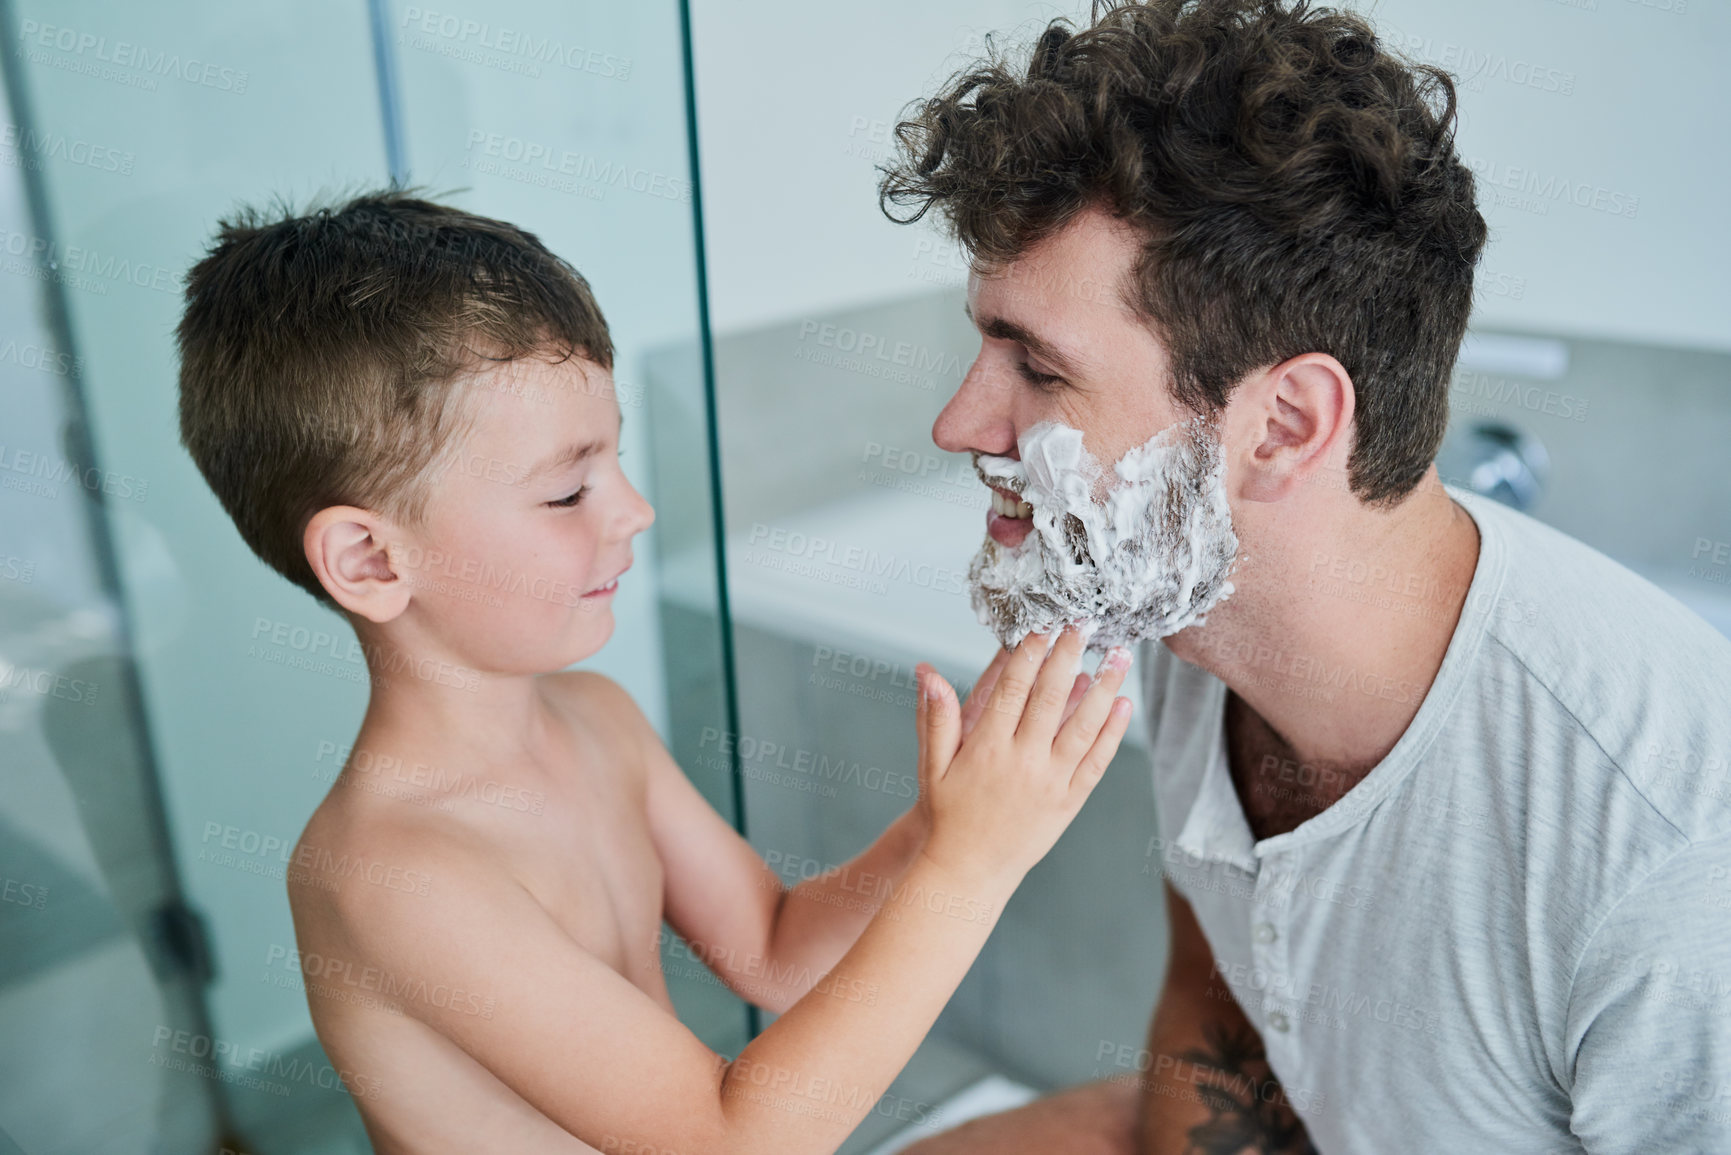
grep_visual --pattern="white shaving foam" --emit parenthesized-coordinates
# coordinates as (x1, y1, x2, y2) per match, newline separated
(968, 416, 1240, 651)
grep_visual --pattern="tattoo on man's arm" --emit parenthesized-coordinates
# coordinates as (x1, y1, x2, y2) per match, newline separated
(1177, 1021, 1319, 1155)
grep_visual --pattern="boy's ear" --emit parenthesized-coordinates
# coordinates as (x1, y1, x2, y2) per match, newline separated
(1229, 352, 1356, 503)
(303, 506, 411, 624)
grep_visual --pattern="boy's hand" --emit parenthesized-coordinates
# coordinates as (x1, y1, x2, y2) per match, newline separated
(906, 646, 1017, 837)
(913, 627, 1133, 890)
(957, 644, 1096, 740)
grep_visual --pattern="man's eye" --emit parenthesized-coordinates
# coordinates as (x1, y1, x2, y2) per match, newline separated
(547, 487, 589, 509)
(1016, 361, 1063, 390)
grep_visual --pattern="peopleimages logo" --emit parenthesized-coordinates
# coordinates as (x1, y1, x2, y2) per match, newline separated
(149, 1026, 381, 1101)
(1382, 29, 1576, 97)
(742, 524, 968, 597)
(0, 664, 97, 705)
(1, 124, 134, 175)
(1464, 156, 1640, 219)
(17, 20, 250, 93)
(796, 319, 962, 378)
(1452, 371, 1591, 423)
(696, 727, 918, 801)
(399, 8, 632, 81)
(0, 440, 149, 500)
(0, 227, 180, 295)
(0, 337, 82, 378)
(247, 617, 481, 692)
(462, 130, 688, 203)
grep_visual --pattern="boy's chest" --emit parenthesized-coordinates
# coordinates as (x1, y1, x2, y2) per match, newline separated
(507, 772, 671, 1005)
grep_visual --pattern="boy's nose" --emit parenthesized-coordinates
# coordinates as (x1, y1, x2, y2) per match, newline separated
(933, 359, 1017, 457)
(620, 479, 655, 537)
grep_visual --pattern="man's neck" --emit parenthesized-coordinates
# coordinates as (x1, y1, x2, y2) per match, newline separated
(1166, 472, 1482, 822)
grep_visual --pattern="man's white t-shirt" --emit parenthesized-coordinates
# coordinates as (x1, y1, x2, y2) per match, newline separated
(1140, 485, 1731, 1153)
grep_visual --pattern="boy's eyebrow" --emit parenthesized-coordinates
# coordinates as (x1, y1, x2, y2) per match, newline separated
(517, 411, 624, 486)
(963, 301, 1087, 378)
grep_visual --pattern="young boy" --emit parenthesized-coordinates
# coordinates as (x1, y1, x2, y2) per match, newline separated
(176, 191, 1134, 1154)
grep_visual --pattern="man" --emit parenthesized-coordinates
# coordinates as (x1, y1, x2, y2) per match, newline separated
(881, 1, 1731, 1151)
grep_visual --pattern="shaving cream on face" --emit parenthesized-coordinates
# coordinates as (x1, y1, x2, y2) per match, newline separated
(968, 416, 1240, 651)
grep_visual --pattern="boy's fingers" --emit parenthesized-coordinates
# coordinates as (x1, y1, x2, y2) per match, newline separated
(918, 665, 961, 782)
(915, 665, 932, 785)
(1018, 626, 1086, 742)
(1070, 697, 1133, 795)
(1058, 672, 1090, 729)
(978, 631, 1051, 737)
(959, 647, 1012, 737)
(1055, 647, 1133, 764)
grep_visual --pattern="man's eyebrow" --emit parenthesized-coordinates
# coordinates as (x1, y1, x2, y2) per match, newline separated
(964, 302, 1088, 378)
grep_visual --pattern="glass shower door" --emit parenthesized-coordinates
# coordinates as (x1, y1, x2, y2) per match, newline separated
(0, 0, 747, 1150)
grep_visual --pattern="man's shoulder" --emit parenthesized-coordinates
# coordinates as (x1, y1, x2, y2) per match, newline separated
(1564, 831, 1731, 1151)
(1462, 492, 1731, 841)
(1463, 487, 1731, 682)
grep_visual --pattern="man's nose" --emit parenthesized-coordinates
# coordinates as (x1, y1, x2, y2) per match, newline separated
(933, 360, 1016, 457)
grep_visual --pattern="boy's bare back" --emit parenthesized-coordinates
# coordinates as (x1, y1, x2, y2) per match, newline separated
(288, 672, 670, 1153)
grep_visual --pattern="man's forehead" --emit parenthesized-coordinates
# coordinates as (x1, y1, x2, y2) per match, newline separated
(966, 256, 1140, 357)
(966, 241, 1140, 322)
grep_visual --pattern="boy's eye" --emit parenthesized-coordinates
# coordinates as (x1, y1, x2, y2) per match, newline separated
(547, 487, 589, 509)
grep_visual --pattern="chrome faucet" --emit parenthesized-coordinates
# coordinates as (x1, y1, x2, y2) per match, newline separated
(1435, 421, 1550, 511)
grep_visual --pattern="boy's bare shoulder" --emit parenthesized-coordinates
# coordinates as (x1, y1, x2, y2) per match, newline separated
(288, 724, 531, 933)
(288, 772, 506, 927)
(540, 670, 658, 758)
(542, 668, 644, 718)
(288, 676, 660, 946)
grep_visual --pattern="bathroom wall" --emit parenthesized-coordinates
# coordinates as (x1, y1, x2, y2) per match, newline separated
(690, 0, 1731, 351)
(1466, 337, 1731, 600)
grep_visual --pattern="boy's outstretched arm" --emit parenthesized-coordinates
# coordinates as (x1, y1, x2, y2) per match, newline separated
(640, 648, 1028, 1014)
(335, 628, 1131, 1155)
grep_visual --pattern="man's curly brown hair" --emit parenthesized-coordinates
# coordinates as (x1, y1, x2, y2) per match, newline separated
(879, 0, 1487, 505)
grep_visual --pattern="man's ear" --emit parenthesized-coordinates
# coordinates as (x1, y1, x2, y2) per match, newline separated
(303, 506, 411, 624)
(1230, 353, 1356, 502)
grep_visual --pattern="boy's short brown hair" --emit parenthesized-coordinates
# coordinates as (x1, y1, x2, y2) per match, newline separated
(177, 189, 612, 610)
(880, 0, 1487, 505)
